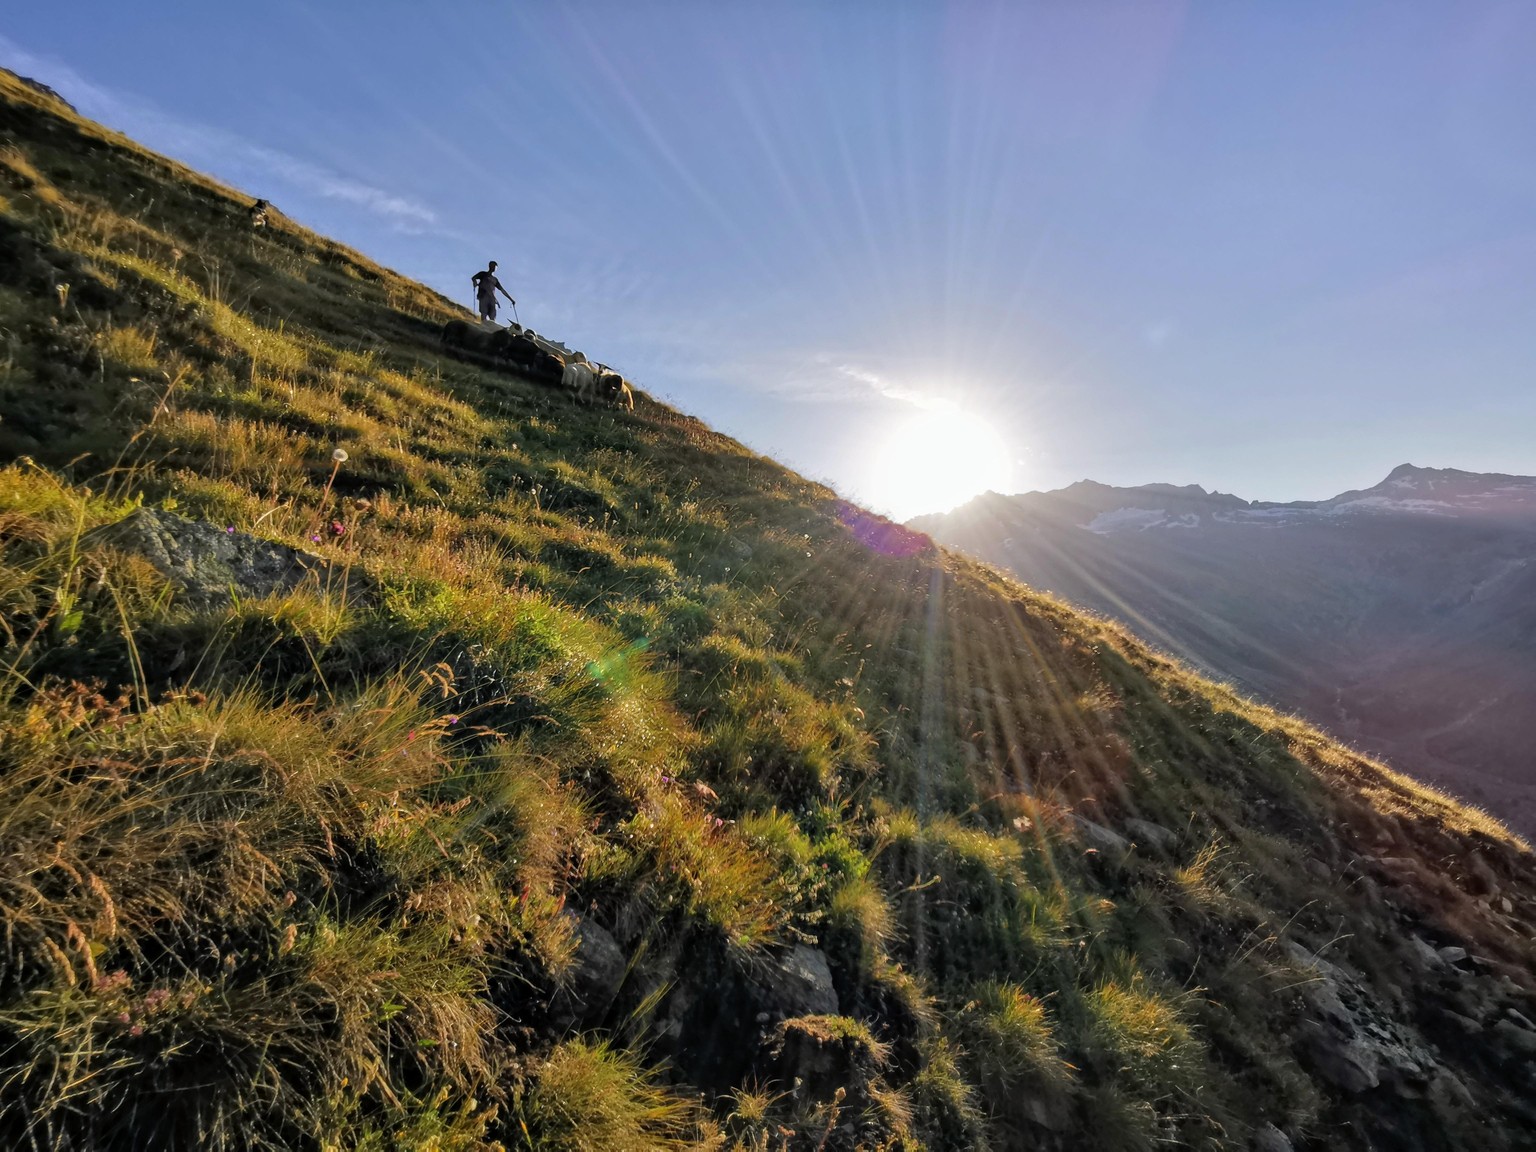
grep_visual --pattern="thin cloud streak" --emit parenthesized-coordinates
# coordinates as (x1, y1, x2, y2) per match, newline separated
(0, 35, 439, 232)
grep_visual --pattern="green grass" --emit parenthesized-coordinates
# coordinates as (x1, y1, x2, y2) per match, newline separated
(3, 67, 1536, 1152)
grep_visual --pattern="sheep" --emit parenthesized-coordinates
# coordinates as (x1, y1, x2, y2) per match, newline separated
(561, 359, 596, 403)
(438, 321, 630, 408)
(593, 366, 635, 411)
(440, 318, 497, 361)
(441, 320, 564, 383)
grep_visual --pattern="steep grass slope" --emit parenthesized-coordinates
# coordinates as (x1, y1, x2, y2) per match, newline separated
(2, 71, 1535, 1151)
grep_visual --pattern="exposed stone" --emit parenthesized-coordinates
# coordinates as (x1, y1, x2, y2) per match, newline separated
(762, 1015, 882, 1108)
(752, 944, 839, 1021)
(1073, 816, 1130, 855)
(1493, 1018, 1536, 1057)
(1124, 817, 1178, 852)
(1437, 946, 1469, 965)
(1253, 1121, 1294, 1152)
(1440, 1010, 1483, 1035)
(1021, 1092, 1072, 1133)
(1287, 940, 1436, 1092)
(1405, 935, 1445, 972)
(1427, 1069, 1475, 1128)
(1303, 1026, 1380, 1093)
(1506, 1008, 1536, 1031)
(553, 913, 626, 1025)
(83, 507, 358, 609)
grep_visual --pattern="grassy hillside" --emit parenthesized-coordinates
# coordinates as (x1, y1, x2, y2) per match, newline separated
(2, 70, 1534, 1151)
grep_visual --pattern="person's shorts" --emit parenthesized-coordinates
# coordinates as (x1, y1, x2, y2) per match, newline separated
(477, 296, 497, 320)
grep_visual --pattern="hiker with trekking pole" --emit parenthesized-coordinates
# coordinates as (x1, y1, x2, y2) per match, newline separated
(471, 261, 516, 325)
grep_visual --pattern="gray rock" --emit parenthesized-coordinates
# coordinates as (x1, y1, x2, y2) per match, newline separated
(557, 913, 626, 1023)
(1124, 818, 1178, 852)
(1506, 1008, 1536, 1031)
(1405, 936, 1446, 971)
(83, 507, 355, 609)
(1427, 1069, 1475, 1127)
(1253, 1122, 1294, 1152)
(1022, 1092, 1072, 1132)
(1493, 1018, 1536, 1057)
(1073, 816, 1130, 855)
(1304, 1027, 1381, 1093)
(752, 945, 838, 1020)
(1287, 940, 1437, 1091)
(763, 1015, 881, 1109)
(1438, 946, 1469, 965)
(1440, 1010, 1483, 1035)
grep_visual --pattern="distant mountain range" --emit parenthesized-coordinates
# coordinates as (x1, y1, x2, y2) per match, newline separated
(912, 465, 1536, 833)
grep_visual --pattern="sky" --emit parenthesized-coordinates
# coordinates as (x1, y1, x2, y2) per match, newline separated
(5, 2, 1535, 520)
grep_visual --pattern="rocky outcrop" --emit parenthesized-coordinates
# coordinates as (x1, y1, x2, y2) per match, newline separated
(752, 944, 840, 1020)
(1287, 942, 1437, 1093)
(762, 1015, 884, 1106)
(550, 914, 626, 1028)
(83, 508, 359, 608)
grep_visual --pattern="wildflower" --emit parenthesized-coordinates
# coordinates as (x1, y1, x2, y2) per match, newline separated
(446, 714, 460, 725)
(330, 520, 345, 536)
(116, 1012, 131, 1025)
(226, 526, 235, 534)
(310, 534, 321, 543)
(331, 448, 349, 463)
(142, 988, 172, 1013)
(407, 730, 417, 741)
(129, 1024, 144, 1037)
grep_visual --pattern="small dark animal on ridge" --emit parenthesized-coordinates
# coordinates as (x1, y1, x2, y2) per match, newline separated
(249, 199, 270, 228)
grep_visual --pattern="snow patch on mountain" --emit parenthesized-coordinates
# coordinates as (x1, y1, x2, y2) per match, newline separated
(1084, 507, 1169, 534)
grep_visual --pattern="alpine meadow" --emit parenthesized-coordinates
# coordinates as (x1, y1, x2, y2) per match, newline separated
(3, 70, 1536, 1152)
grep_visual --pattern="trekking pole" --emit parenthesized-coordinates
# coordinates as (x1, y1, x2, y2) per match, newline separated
(512, 301, 520, 327)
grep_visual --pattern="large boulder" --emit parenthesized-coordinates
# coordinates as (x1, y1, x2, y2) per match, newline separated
(82, 508, 354, 609)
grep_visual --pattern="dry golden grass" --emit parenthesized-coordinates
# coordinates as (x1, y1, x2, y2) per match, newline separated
(4, 65, 1535, 1152)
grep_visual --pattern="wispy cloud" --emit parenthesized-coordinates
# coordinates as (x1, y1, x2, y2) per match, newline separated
(0, 35, 439, 232)
(834, 362, 955, 411)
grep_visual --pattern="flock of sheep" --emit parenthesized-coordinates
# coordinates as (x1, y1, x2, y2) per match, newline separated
(439, 320, 635, 411)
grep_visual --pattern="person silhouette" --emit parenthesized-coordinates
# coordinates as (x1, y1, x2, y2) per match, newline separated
(471, 261, 515, 323)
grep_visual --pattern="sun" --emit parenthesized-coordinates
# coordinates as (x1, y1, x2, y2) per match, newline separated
(866, 405, 1015, 521)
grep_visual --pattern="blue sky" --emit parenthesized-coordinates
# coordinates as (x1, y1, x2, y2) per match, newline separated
(5, 2, 1534, 519)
